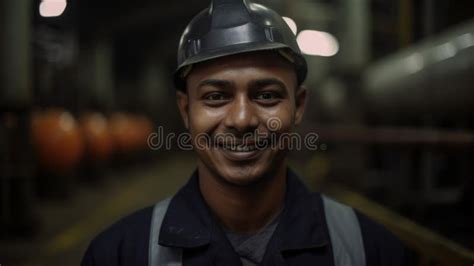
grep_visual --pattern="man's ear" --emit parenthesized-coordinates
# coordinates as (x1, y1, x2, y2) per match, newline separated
(176, 90, 190, 130)
(294, 85, 308, 126)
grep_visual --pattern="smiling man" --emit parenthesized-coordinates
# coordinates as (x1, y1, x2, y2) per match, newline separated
(81, 0, 410, 265)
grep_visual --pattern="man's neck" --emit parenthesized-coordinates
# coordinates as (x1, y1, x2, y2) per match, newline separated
(198, 162, 287, 235)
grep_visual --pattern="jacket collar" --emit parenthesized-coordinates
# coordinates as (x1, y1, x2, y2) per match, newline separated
(158, 168, 330, 251)
(158, 169, 212, 248)
(275, 169, 330, 251)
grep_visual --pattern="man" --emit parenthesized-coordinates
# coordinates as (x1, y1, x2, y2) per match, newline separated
(81, 0, 410, 265)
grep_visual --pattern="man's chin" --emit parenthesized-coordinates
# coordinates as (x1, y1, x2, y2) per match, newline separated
(222, 176, 260, 187)
(216, 167, 270, 187)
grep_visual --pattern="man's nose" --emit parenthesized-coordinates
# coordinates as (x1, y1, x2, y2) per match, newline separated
(223, 94, 259, 133)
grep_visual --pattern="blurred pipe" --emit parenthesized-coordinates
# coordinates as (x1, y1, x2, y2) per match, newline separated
(336, 0, 370, 70)
(302, 124, 474, 147)
(137, 60, 169, 116)
(398, 0, 414, 47)
(422, 0, 435, 37)
(78, 39, 115, 110)
(0, 0, 37, 238)
(0, 0, 33, 109)
(363, 20, 474, 120)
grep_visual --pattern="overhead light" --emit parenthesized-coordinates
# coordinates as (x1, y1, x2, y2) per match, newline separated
(297, 30, 339, 57)
(433, 42, 457, 61)
(282, 16, 297, 35)
(40, 0, 67, 18)
(405, 53, 424, 74)
(457, 33, 474, 49)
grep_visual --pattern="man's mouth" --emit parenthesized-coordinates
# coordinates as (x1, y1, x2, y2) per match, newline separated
(219, 143, 258, 152)
(216, 139, 270, 151)
(214, 139, 271, 161)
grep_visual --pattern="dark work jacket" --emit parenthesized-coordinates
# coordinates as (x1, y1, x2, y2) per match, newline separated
(81, 169, 411, 266)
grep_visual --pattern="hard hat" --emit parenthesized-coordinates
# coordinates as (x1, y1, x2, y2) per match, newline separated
(174, 0, 307, 90)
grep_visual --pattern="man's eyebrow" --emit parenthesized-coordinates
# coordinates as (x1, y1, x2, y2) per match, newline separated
(249, 78, 288, 91)
(197, 79, 235, 90)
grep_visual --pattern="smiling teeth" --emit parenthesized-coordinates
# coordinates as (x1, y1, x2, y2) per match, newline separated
(223, 145, 256, 152)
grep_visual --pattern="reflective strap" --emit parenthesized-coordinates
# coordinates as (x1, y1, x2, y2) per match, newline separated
(322, 195, 366, 266)
(148, 197, 182, 266)
(149, 195, 365, 266)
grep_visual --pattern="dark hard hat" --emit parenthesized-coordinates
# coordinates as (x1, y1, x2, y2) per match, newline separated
(174, 0, 307, 90)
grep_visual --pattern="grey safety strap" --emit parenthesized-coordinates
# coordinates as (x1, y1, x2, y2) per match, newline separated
(149, 196, 365, 266)
(322, 195, 366, 266)
(148, 197, 182, 266)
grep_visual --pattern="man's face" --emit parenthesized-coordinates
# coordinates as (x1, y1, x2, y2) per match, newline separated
(176, 51, 307, 186)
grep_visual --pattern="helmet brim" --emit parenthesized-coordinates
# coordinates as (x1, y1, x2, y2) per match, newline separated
(173, 42, 307, 90)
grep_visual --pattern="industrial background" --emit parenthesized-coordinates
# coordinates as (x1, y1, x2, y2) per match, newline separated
(0, 0, 473, 265)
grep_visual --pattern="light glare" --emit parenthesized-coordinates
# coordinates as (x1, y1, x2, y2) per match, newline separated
(297, 30, 339, 57)
(282, 16, 297, 35)
(40, 0, 67, 17)
(405, 53, 424, 74)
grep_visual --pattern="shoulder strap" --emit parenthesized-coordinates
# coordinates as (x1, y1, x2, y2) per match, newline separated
(322, 195, 366, 266)
(148, 197, 182, 266)
(149, 195, 365, 266)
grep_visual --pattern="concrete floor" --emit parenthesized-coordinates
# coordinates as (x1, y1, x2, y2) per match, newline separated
(1, 152, 197, 266)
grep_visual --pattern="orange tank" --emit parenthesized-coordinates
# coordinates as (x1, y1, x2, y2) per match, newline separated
(134, 115, 154, 150)
(80, 112, 114, 162)
(31, 109, 85, 173)
(109, 113, 135, 153)
(109, 113, 154, 153)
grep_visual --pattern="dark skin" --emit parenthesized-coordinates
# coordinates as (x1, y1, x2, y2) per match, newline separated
(176, 51, 308, 234)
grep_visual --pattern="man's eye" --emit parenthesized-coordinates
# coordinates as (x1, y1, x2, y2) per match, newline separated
(204, 93, 230, 101)
(255, 91, 280, 101)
